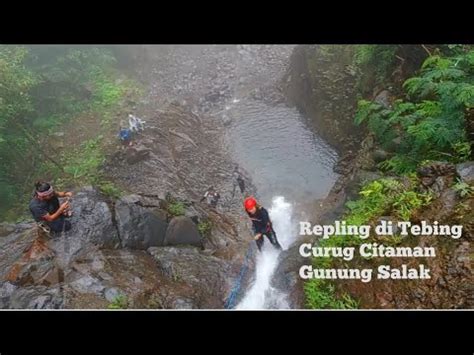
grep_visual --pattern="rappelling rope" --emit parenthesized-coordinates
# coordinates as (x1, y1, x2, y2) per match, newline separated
(224, 243, 254, 309)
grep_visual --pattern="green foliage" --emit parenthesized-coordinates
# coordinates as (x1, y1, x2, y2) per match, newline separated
(197, 219, 212, 236)
(0, 45, 39, 123)
(392, 190, 430, 220)
(452, 142, 472, 163)
(0, 45, 138, 220)
(378, 155, 417, 174)
(97, 180, 122, 199)
(348, 178, 431, 224)
(304, 177, 431, 309)
(0, 180, 17, 218)
(167, 201, 185, 217)
(107, 295, 128, 309)
(91, 72, 124, 109)
(353, 45, 399, 92)
(63, 137, 105, 181)
(304, 278, 358, 309)
(355, 49, 474, 173)
(453, 180, 474, 198)
(304, 178, 429, 308)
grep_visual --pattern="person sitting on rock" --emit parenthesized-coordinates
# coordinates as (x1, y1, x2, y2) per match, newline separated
(244, 196, 282, 252)
(200, 186, 220, 208)
(232, 165, 245, 198)
(29, 181, 73, 234)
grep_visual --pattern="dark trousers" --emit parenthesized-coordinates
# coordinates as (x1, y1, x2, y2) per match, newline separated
(49, 217, 72, 233)
(255, 229, 282, 252)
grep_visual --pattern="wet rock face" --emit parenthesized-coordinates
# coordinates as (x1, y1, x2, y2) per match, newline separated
(272, 242, 308, 308)
(282, 45, 362, 153)
(115, 195, 168, 249)
(163, 216, 201, 247)
(147, 246, 231, 308)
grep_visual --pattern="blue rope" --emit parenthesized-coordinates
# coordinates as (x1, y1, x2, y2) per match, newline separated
(224, 244, 254, 309)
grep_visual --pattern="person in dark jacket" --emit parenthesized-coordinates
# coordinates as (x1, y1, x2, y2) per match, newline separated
(244, 196, 282, 252)
(29, 181, 73, 234)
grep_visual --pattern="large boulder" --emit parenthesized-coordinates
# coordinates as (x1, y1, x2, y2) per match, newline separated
(271, 242, 308, 309)
(0, 226, 37, 280)
(147, 246, 231, 308)
(456, 161, 474, 185)
(125, 144, 151, 164)
(5, 284, 64, 309)
(115, 195, 168, 249)
(163, 216, 201, 247)
(67, 187, 120, 248)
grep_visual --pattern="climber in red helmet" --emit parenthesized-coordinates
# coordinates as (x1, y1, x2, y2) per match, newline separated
(244, 196, 282, 252)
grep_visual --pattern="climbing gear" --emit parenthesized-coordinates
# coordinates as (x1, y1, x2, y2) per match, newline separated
(244, 196, 257, 211)
(224, 243, 254, 309)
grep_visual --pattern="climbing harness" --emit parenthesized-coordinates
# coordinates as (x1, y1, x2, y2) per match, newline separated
(224, 243, 254, 309)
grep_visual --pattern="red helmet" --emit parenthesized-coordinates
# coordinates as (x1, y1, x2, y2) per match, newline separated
(244, 197, 257, 211)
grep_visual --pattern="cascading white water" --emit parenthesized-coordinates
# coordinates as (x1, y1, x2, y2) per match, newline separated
(236, 196, 296, 309)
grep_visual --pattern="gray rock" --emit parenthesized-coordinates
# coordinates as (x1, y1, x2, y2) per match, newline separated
(147, 246, 231, 308)
(431, 176, 447, 197)
(9, 286, 63, 309)
(0, 281, 18, 298)
(222, 115, 232, 127)
(456, 161, 474, 184)
(163, 216, 202, 247)
(0, 281, 18, 308)
(125, 145, 151, 164)
(173, 298, 196, 309)
(374, 89, 392, 109)
(271, 241, 308, 309)
(115, 196, 168, 249)
(69, 275, 105, 295)
(104, 287, 123, 302)
(432, 188, 458, 221)
(67, 189, 119, 248)
(372, 149, 388, 163)
(0, 223, 16, 237)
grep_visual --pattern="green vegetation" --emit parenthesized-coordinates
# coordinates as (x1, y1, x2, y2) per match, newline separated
(453, 180, 474, 198)
(197, 219, 212, 236)
(353, 45, 399, 92)
(305, 278, 358, 309)
(107, 295, 128, 309)
(355, 48, 473, 173)
(304, 177, 432, 308)
(0, 45, 138, 220)
(306, 45, 473, 309)
(167, 201, 185, 217)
